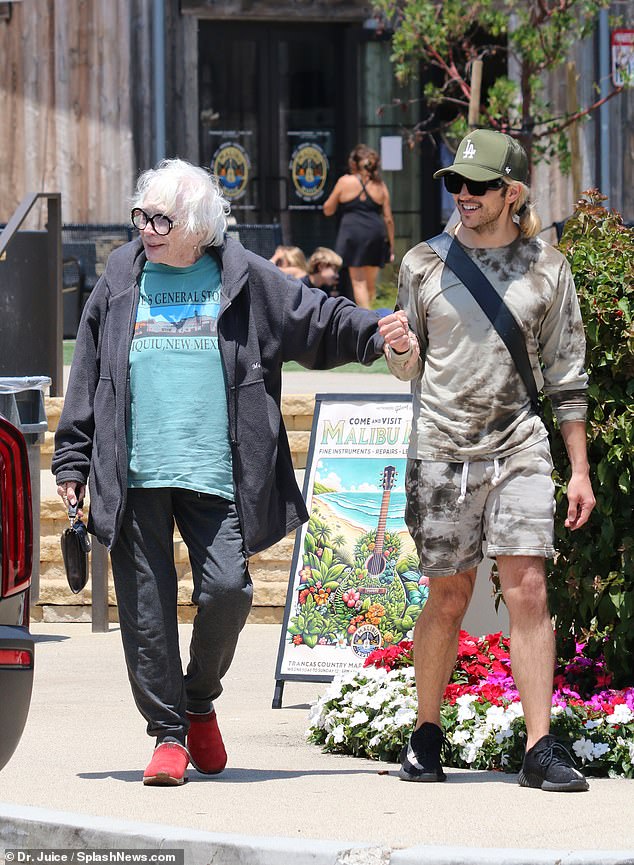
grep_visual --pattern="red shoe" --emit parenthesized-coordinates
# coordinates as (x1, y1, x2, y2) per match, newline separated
(186, 710, 227, 775)
(143, 742, 189, 786)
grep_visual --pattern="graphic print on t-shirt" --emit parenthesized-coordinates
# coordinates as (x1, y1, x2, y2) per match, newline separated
(132, 283, 220, 349)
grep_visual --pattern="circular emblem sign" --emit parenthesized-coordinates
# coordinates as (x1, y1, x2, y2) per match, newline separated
(351, 624, 382, 659)
(212, 142, 250, 201)
(290, 142, 329, 202)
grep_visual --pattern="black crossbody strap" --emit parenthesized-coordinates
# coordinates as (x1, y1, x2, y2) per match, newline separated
(427, 232, 540, 414)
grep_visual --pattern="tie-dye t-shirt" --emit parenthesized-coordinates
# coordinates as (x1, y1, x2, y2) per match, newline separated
(126, 256, 233, 499)
(387, 233, 588, 461)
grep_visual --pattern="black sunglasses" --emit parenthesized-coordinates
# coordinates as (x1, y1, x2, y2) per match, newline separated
(443, 174, 505, 196)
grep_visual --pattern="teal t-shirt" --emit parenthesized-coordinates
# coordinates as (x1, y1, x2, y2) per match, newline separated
(126, 256, 234, 500)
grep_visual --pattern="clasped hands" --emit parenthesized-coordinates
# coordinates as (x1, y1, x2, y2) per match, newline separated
(378, 310, 412, 354)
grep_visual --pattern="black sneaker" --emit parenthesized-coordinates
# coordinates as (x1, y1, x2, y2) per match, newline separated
(519, 734, 589, 792)
(399, 722, 446, 782)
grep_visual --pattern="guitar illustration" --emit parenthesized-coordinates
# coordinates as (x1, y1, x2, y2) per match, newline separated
(364, 465, 397, 578)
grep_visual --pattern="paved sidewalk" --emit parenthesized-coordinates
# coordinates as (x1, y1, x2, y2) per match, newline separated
(0, 623, 632, 864)
(62, 363, 411, 395)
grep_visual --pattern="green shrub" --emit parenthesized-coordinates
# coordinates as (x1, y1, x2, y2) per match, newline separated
(545, 190, 634, 686)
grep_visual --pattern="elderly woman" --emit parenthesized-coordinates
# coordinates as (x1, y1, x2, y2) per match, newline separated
(53, 158, 384, 786)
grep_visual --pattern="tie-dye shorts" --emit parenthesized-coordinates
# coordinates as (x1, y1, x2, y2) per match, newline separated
(404, 438, 556, 577)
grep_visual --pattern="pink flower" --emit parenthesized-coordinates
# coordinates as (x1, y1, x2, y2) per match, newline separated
(342, 589, 360, 608)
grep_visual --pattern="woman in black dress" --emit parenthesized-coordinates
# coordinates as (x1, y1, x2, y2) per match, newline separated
(323, 144, 395, 308)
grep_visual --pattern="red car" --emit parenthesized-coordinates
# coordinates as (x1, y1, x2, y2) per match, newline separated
(0, 414, 34, 770)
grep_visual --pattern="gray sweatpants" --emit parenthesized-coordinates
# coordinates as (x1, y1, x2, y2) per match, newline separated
(110, 487, 253, 744)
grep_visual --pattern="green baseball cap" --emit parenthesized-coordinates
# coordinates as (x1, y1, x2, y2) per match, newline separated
(433, 129, 528, 183)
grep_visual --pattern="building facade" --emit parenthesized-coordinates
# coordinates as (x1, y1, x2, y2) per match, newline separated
(0, 0, 631, 251)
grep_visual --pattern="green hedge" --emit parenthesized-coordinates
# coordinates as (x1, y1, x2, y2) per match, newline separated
(546, 191, 634, 686)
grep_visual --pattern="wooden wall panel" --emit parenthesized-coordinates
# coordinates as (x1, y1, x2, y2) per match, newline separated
(0, 0, 139, 225)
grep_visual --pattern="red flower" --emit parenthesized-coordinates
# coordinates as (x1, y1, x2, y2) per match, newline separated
(478, 682, 507, 705)
(444, 682, 472, 703)
(363, 639, 414, 671)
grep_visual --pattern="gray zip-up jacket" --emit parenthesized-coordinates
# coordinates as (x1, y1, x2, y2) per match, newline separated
(53, 236, 383, 555)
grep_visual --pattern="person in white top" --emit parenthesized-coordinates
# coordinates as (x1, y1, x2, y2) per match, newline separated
(378, 129, 595, 792)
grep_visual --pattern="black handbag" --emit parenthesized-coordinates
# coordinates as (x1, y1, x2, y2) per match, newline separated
(61, 503, 91, 594)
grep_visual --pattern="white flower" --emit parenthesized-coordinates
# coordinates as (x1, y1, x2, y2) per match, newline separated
(331, 724, 346, 744)
(456, 695, 477, 722)
(349, 710, 369, 727)
(451, 729, 471, 745)
(572, 737, 595, 762)
(506, 702, 524, 720)
(463, 741, 480, 764)
(592, 742, 610, 758)
(324, 711, 345, 732)
(368, 734, 383, 748)
(350, 691, 371, 708)
(307, 708, 324, 728)
(606, 704, 633, 725)
(471, 727, 487, 747)
(367, 690, 389, 710)
(307, 697, 329, 727)
(584, 719, 603, 729)
(494, 728, 514, 744)
(393, 707, 417, 728)
(484, 705, 508, 730)
(324, 679, 345, 701)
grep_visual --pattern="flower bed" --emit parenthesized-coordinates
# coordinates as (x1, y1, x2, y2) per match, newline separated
(307, 631, 634, 777)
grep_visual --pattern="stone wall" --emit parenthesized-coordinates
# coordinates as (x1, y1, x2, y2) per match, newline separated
(38, 394, 315, 624)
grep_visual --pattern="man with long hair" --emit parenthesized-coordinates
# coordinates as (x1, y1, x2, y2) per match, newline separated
(379, 130, 595, 792)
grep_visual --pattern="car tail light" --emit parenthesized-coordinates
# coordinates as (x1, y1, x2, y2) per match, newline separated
(0, 648, 33, 668)
(0, 417, 33, 597)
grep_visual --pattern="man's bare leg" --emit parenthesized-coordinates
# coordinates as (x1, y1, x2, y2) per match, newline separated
(414, 569, 477, 727)
(497, 555, 554, 749)
(400, 568, 476, 781)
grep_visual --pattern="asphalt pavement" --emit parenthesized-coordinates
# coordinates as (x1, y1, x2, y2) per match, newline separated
(0, 622, 633, 865)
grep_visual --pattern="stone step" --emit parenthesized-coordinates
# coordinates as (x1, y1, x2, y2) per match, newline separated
(34, 394, 315, 623)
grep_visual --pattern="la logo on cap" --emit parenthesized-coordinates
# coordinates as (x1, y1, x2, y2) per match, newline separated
(463, 139, 477, 159)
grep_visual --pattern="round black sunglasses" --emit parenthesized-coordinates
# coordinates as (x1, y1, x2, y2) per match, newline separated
(130, 208, 178, 236)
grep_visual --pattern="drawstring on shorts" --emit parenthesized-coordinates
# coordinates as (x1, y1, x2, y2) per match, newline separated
(456, 457, 502, 504)
(457, 461, 470, 504)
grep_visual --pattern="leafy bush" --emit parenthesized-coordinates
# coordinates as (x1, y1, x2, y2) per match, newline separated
(545, 191, 634, 686)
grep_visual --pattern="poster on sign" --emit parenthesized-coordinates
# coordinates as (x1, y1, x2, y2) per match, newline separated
(273, 394, 428, 707)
